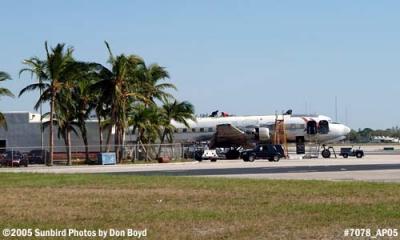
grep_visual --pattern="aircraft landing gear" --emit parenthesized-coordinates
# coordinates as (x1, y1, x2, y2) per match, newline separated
(321, 149, 331, 158)
(321, 145, 337, 159)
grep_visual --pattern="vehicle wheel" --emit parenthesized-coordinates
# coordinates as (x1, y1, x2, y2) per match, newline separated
(273, 155, 280, 162)
(321, 149, 331, 158)
(343, 154, 349, 158)
(248, 155, 255, 162)
(243, 158, 249, 162)
(356, 152, 363, 158)
(225, 149, 240, 159)
(211, 159, 217, 162)
(194, 151, 203, 161)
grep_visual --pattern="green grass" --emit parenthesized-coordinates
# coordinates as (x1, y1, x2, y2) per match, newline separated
(0, 173, 399, 239)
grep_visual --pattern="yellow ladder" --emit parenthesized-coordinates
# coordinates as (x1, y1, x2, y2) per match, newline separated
(273, 115, 289, 158)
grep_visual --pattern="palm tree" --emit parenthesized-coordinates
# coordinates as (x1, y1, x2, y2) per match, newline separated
(157, 100, 195, 158)
(128, 104, 162, 161)
(19, 42, 75, 166)
(42, 96, 78, 166)
(138, 63, 176, 104)
(92, 42, 149, 162)
(0, 72, 15, 129)
(129, 104, 161, 144)
(70, 63, 101, 162)
(19, 58, 48, 148)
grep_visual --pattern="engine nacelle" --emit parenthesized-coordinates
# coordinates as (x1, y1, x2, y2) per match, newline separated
(256, 127, 270, 141)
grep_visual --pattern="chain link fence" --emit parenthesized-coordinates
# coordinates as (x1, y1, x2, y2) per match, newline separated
(0, 143, 186, 166)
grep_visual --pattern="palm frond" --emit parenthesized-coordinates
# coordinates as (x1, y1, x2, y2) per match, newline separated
(0, 72, 11, 81)
(0, 88, 15, 98)
(18, 83, 50, 97)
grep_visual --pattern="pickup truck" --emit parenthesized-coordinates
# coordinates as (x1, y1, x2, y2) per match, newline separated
(200, 149, 223, 162)
(241, 144, 284, 162)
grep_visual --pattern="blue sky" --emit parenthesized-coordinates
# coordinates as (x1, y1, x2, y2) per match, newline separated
(0, 0, 399, 129)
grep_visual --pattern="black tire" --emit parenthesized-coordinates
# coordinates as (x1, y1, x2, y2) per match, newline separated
(243, 158, 249, 162)
(248, 155, 255, 162)
(273, 155, 280, 162)
(194, 151, 203, 161)
(343, 153, 349, 158)
(211, 159, 217, 162)
(356, 152, 363, 158)
(322, 149, 331, 159)
(226, 149, 240, 159)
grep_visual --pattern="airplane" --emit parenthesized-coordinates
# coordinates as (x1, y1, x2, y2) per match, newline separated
(169, 111, 351, 156)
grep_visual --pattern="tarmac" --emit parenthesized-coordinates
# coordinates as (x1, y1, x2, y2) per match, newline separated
(1, 154, 400, 183)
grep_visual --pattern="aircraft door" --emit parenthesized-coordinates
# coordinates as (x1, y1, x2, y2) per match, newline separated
(318, 120, 329, 134)
(306, 120, 317, 135)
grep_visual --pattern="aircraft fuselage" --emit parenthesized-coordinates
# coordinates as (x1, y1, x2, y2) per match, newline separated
(170, 114, 351, 144)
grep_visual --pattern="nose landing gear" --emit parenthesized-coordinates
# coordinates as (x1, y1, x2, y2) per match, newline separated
(321, 144, 337, 159)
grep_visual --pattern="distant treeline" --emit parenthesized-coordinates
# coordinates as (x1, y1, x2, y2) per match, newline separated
(348, 127, 400, 142)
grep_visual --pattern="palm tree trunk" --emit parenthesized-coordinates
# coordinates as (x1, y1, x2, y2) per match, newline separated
(83, 131, 89, 162)
(48, 92, 55, 166)
(114, 126, 120, 162)
(157, 129, 167, 159)
(98, 117, 103, 152)
(66, 130, 72, 166)
(131, 126, 137, 162)
(105, 125, 112, 152)
(120, 128, 125, 163)
(40, 86, 44, 152)
(115, 126, 119, 162)
(111, 103, 120, 161)
(132, 125, 138, 142)
(138, 128, 150, 162)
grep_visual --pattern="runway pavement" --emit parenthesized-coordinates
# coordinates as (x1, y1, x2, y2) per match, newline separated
(1, 154, 400, 182)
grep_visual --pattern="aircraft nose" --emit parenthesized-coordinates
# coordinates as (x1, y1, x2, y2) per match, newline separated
(343, 125, 351, 135)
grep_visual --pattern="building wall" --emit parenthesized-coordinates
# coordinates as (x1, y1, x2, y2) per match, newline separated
(0, 112, 112, 152)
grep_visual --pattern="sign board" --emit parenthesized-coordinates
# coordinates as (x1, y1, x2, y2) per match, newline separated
(97, 152, 116, 165)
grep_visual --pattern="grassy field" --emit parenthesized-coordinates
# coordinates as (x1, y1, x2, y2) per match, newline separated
(0, 174, 400, 239)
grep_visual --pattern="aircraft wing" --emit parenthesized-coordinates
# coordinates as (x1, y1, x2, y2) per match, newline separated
(209, 124, 254, 149)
